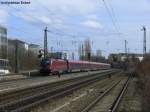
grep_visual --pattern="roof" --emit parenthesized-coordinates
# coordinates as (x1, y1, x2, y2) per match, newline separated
(8, 38, 27, 44)
(0, 25, 6, 30)
(51, 58, 110, 65)
(29, 44, 40, 47)
(0, 59, 9, 61)
(119, 53, 143, 57)
(109, 53, 143, 57)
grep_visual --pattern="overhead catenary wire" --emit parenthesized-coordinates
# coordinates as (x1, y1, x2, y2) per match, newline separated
(106, 0, 120, 29)
(7, 5, 50, 26)
(3, 2, 124, 40)
(102, 0, 122, 38)
(35, 0, 84, 32)
(35, 0, 119, 38)
(35, 0, 93, 39)
(2, 1, 130, 56)
(0, 6, 45, 38)
(1, 7, 88, 53)
(3, 5, 85, 39)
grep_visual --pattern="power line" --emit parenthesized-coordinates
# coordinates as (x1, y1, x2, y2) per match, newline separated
(2, 5, 85, 39)
(4, 2, 121, 40)
(125, 40, 127, 54)
(35, 0, 100, 38)
(35, 0, 79, 27)
(27, 0, 84, 38)
(0, 6, 44, 29)
(102, 0, 121, 37)
(106, 0, 121, 32)
(7, 5, 47, 26)
(106, 1, 118, 26)
(4, 5, 64, 34)
(36, 0, 56, 17)
(35, 0, 84, 36)
(36, 0, 124, 39)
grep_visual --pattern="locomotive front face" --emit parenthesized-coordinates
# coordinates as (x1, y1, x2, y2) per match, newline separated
(40, 59, 51, 74)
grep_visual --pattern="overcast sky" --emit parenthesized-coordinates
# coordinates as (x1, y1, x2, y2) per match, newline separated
(0, 0, 150, 58)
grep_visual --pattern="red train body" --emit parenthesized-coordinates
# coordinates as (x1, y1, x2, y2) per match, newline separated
(40, 58, 110, 75)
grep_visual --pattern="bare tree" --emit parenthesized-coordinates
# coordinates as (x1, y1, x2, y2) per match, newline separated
(84, 38, 92, 60)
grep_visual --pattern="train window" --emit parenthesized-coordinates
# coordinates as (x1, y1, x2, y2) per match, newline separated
(6, 62, 7, 67)
(3, 60, 4, 67)
(6, 61, 8, 66)
(0, 59, 9, 68)
(2, 61, 3, 67)
(0, 60, 1, 67)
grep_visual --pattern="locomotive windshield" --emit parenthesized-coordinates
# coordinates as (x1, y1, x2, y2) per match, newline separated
(40, 59, 50, 67)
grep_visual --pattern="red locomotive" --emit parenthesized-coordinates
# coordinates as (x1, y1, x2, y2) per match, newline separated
(40, 58, 111, 75)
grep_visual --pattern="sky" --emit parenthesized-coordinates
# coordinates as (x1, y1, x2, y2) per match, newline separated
(0, 0, 150, 58)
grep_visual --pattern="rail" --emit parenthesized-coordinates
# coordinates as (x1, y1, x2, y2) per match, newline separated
(80, 80, 121, 112)
(0, 70, 118, 112)
(109, 75, 131, 112)
(80, 74, 131, 112)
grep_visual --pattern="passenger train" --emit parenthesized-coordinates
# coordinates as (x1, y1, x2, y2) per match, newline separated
(40, 58, 111, 75)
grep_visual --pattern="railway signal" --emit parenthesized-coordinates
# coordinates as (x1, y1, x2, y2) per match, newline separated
(38, 49, 44, 59)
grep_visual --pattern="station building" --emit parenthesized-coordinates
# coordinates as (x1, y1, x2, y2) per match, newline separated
(0, 25, 9, 74)
(0, 25, 7, 59)
(8, 39, 29, 72)
(8, 39, 40, 72)
(119, 53, 143, 61)
(28, 44, 40, 55)
(109, 53, 143, 63)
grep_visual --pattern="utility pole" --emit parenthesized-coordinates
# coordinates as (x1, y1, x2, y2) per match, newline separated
(50, 46, 53, 52)
(124, 40, 128, 71)
(72, 52, 75, 60)
(125, 40, 128, 56)
(128, 48, 130, 54)
(81, 44, 84, 60)
(44, 27, 48, 59)
(15, 40, 18, 73)
(141, 26, 146, 55)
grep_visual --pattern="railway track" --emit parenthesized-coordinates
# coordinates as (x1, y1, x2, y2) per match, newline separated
(0, 70, 39, 83)
(0, 70, 112, 85)
(80, 74, 131, 112)
(0, 70, 117, 112)
(109, 76, 130, 112)
(0, 70, 114, 92)
(0, 70, 111, 92)
(0, 70, 108, 82)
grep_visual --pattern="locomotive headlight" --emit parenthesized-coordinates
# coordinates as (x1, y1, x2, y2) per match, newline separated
(46, 61, 49, 65)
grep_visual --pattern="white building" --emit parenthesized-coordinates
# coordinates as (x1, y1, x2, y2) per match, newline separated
(28, 44, 40, 55)
(0, 25, 9, 74)
(0, 25, 7, 59)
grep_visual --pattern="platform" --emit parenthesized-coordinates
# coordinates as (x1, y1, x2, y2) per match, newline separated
(0, 70, 113, 94)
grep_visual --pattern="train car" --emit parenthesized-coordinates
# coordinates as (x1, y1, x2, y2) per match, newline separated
(40, 58, 67, 74)
(40, 58, 110, 75)
(51, 59, 68, 74)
